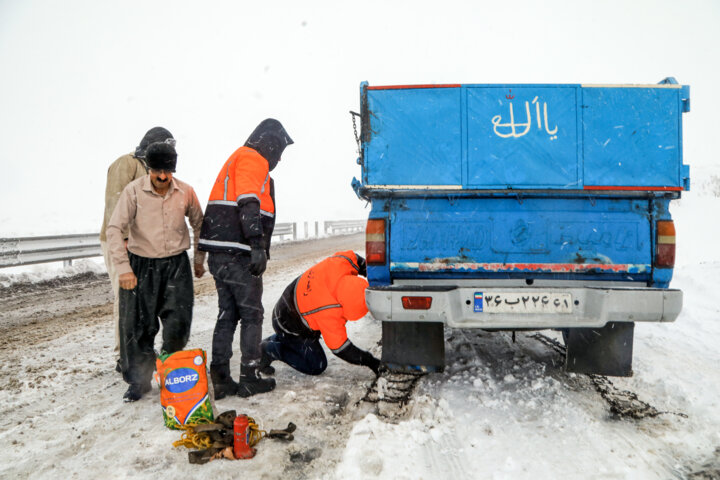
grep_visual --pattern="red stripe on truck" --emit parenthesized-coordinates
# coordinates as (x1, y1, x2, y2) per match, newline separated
(584, 185, 683, 191)
(367, 84, 462, 90)
(392, 262, 649, 274)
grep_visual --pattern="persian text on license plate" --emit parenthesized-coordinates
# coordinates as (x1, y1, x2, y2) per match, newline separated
(474, 292, 573, 314)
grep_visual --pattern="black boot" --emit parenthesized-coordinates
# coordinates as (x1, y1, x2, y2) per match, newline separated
(258, 344, 275, 376)
(210, 364, 238, 400)
(237, 364, 276, 398)
(123, 382, 151, 403)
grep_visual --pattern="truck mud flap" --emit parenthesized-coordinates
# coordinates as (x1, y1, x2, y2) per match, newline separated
(564, 322, 634, 377)
(382, 321, 445, 373)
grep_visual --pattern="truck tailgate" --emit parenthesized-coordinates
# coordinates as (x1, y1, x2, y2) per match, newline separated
(389, 196, 652, 279)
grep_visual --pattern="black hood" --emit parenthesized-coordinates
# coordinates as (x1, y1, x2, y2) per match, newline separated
(244, 119, 293, 171)
(135, 127, 174, 159)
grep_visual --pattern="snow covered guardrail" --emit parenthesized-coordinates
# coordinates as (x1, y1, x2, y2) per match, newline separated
(324, 219, 365, 235)
(0, 220, 366, 268)
(0, 233, 102, 268)
(272, 222, 297, 241)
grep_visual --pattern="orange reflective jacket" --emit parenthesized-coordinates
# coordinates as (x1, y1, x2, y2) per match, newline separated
(295, 251, 368, 351)
(199, 146, 275, 254)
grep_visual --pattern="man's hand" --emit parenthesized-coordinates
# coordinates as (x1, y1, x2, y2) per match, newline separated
(249, 246, 267, 276)
(362, 352, 383, 375)
(194, 262, 205, 278)
(367, 358, 386, 375)
(119, 272, 137, 290)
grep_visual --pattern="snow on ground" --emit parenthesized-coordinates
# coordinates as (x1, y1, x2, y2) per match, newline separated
(0, 240, 381, 479)
(1, 192, 720, 479)
(334, 189, 720, 480)
(337, 262, 720, 479)
(0, 258, 107, 288)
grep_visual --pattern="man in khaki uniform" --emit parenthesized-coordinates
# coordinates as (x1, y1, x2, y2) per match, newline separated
(100, 127, 174, 370)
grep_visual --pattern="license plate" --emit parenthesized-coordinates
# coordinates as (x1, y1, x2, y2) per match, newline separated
(474, 292, 573, 314)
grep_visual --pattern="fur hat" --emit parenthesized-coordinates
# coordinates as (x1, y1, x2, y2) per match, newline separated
(145, 142, 177, 172)
(135, 127, 174, 159)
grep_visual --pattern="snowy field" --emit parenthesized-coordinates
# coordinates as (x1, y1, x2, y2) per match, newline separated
(1, 185, 720, 479)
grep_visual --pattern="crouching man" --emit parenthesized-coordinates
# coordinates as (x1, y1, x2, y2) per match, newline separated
(259, 251, 382, 377)
(107, 141, 206, 402)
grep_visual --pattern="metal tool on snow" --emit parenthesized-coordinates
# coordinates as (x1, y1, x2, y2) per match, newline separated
(172, 410, 296, 464)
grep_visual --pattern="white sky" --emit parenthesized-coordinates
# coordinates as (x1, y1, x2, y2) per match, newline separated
(0, 0, 718, 235)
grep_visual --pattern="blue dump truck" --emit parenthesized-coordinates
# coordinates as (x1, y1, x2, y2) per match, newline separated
(352, 79, 690, 376)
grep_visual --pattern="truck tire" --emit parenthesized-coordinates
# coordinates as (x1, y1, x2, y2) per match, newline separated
(381, 321, 445, 373)
(564, 322, 634, 377)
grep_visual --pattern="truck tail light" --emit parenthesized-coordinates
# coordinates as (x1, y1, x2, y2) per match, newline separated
(366, 218, 386, 265)
(402, 296, 433, 310)
(655, 220, 676, 267)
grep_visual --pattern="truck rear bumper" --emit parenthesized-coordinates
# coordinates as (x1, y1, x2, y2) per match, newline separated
(365, 285, 682, 328)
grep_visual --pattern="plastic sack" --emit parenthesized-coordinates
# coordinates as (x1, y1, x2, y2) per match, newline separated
(155, 349, 214, 429)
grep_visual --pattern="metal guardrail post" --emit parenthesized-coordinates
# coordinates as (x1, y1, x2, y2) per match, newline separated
(323, 219, 365, 235)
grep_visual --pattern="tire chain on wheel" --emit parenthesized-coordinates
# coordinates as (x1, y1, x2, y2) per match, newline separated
(358, 371, 426, 417)
(530, 333, 687, 420)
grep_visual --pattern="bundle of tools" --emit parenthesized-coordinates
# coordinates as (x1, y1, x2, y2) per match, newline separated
(173, 410, 296, 464)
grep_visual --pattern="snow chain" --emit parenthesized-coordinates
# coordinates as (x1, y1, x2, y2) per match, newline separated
(350, 111, 362, 155)
(530, 333, 687, 420)
(359, 370, 426, 418)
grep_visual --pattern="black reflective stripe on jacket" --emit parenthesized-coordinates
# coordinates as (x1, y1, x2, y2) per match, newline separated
(199, 177, 275, 256)
(273, 277, 318, 339)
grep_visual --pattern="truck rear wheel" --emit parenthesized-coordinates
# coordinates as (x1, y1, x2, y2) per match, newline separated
(381, 321, 445, 373)
(564, 322, 634, 377)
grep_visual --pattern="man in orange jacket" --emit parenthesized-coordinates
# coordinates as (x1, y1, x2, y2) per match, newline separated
(199, 119, 293, 399)
(258, 251, 382, 377)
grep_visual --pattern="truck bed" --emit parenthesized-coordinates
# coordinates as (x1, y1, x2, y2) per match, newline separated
(360, 81, 690, 191)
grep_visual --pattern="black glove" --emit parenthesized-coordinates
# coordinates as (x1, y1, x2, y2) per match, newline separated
(361, 351, 382, 374)
(249, 246, 267, 276)
(356, 254, 367, 277)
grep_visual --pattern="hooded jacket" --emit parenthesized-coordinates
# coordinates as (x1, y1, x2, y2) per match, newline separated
(199, 119, 292, 256)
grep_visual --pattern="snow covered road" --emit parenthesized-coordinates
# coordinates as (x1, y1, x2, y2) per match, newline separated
(1, 214, 719, 479)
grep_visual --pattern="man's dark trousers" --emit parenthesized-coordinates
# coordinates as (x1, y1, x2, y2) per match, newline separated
(208, 252, 264, 369)
(119, 251, 193, 386)
(261, 278, 328, 375)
